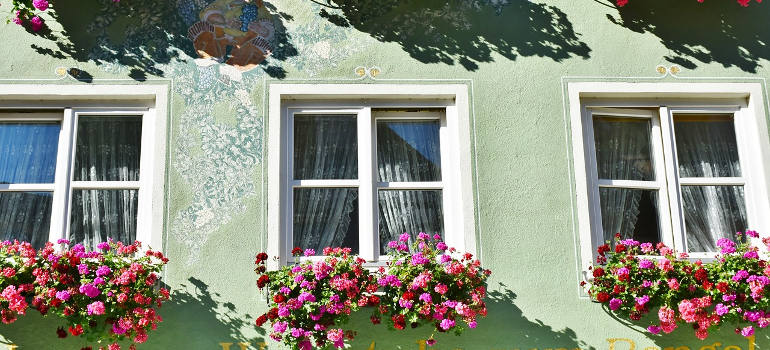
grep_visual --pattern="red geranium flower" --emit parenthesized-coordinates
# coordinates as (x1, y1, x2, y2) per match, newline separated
(596, 292, 610, 303)
(68, 324, 84, 336)
(255, 314, 268, 327)
(56, 327, 67, 338)
(593, 267, 604, 278)
(257, 275, 270, 289)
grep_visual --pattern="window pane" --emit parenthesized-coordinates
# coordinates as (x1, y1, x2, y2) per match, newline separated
(74, 116, 142, 181)
(0, 192, 52, 249)
(294, 115, 357, 180)
(674, 114, 741, 178)
(293, 188, 358, 254)
(593, 117, 654, 181)
(599, 188, 660, 246)
(379, 190, 443, 255)
(682, 185, 747, 252)
(377, 120, 441, 182)
(0, 122, 60, 184)
(69, 189, 138, 250)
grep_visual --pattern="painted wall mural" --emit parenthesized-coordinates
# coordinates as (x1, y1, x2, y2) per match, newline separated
(187, 0, 276, 73)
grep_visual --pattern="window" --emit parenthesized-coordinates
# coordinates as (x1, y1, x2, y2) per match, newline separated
(267, 84, 476, 266)
(0, 85, 168, 250)
(569, 83, 770, 271)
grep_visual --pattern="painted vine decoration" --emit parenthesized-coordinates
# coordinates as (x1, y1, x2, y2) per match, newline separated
(584, 231, 770, 340)
(0, 239, 169, 350)
(254, 233, 491, 349)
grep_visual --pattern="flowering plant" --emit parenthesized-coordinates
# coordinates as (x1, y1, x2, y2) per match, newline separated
(4, 0, 122, 31)
(616, 0, 761, 7)
(255, 234, 491, 349)
(372, 233, 490, 346)
(4, 0, 50, 31)
(254, 247, 379, 350)
(0, 239, 169, 350)
(586, 231, 770, 339)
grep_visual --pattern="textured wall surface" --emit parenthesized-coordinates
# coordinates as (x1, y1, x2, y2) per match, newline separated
(0, 0, 769, 349)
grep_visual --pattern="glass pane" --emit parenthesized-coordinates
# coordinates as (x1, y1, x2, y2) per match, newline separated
(599, 188, 660, 246)
(377, 120, 441, 182)
(593, 116, 654, 181)
(0, 192, 52, 249)
(0, 122, 60, 184)
(682, 185, 747, 252)
(69, 189, 138, 250)
(293, 188, 358, 254)
(294, 115, 357, 180)
(74, 116, 142, 181)
(378, 190, 443, 255)
(674, 114, 741, 177)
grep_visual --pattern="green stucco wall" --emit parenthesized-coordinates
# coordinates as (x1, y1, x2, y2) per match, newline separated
(0, 0, 769, 349)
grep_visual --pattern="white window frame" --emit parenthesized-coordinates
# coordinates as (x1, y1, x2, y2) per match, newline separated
(0, 84, 169, 250)
(569, 82, 770, 273)
(267, 84, 476, 268)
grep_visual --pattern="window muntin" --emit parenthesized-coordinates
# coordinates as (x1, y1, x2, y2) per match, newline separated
(0, 110, 153, 249)
(585, 107, 753, 255)
(286, 109, 448, 261)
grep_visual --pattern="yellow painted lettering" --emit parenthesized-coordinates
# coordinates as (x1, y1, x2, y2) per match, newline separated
(699, 342, 721, 350)
(676, 347, 691, 350)
(724, 346, 742, 350)
(607, 338, 635, 350)
(237, 342, 250, 350)
(6, 345, 17, 350)
(416, 339, 426, 350)
(219, 343, 233, 350)
(368, 341, 376, 350)
(748, 335, 755, 350)
(256, 342, 267, 350)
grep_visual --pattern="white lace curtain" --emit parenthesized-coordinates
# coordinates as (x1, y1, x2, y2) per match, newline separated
(0, 122, 59, 248)
(594, 117, 653, 243)
(293, 116, 358, 252)
(69, 117, 141, 250)
(377, 121, 443, 253)
(675, 119, 746, 251)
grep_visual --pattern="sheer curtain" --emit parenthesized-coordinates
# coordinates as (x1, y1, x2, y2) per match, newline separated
(675, 118, 746, 251)
(69, 117, 141, 249)
(0, 123, 60, 248)
(593, 117, 653, 243)
(376, 121, 443, 253)
(293, 115, 359, 252)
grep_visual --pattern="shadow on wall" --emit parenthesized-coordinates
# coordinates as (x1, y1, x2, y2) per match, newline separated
(607, 0, 770, 73)
(313, 0, 592, 71)
(346, 283, 592, 349)
(0, 277, 264, 348)
(26, 0, 296, 81)
(145, 277, 266, 348)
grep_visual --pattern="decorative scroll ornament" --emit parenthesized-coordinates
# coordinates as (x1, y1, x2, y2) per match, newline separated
(656, 64, 681, 77)
(54, 66, 88, 80)
(354, 66, 382, 79)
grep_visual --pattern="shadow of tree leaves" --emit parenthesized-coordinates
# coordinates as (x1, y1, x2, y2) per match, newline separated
(606, 0, 770, 72)
(314, 0, 592, 71)
(26, 0, 296, 80)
